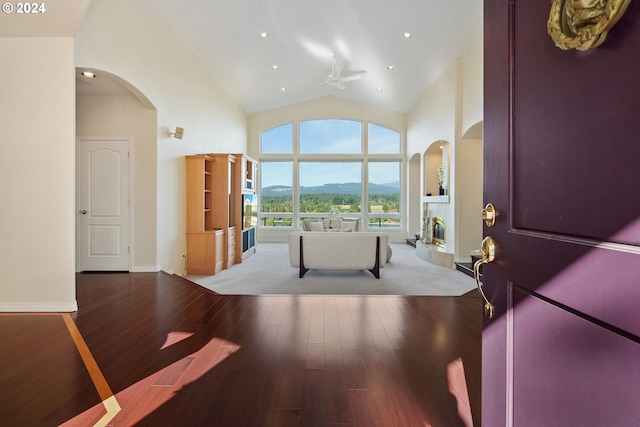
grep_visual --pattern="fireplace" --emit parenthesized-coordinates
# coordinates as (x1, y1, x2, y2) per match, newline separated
(432, 217, 445, 248)
(416, 214, 453, 268)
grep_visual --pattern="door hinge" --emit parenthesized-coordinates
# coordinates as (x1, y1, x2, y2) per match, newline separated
(128, 246, 130, 253)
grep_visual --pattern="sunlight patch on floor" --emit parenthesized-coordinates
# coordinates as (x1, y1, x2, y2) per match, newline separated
(447, 357, 473, 427)
(62, 335, 240, 426)
(160, 331, 195, 350)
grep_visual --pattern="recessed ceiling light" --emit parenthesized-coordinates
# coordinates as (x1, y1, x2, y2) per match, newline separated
(281, 87, 287, 92)
(81, 71, 96, 78)
(272, 65, 279, 70)
(404, 32, 412, 39)
(260, 32, 268, 38)
(387, 65, 395, 71)
(376, 88, 383, 92)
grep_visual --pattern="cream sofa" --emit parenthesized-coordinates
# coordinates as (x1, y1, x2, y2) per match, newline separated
(288, 231, 389, 279)
(301, 218, 361, 232)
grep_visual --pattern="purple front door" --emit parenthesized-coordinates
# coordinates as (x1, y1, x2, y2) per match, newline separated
(482, 1, 640, 425)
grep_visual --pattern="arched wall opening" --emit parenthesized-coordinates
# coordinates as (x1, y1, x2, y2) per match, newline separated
(423, 140, 450, 197)
(75, 67, 159, 272)
(455, 121, 483, 263)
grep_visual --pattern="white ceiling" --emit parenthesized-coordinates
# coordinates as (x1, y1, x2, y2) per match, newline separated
(79, 0, 484, 115)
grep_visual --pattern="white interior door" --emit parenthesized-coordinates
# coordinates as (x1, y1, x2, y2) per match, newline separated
(78, 138, 131, 271)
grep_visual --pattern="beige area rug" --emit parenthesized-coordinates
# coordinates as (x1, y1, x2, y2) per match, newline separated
(187, 242, 477, 296)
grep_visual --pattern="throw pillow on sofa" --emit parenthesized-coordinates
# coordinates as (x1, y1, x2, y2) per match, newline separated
(341, 218, 361, 231)
(308, 221, 325, 232)
(322, 219, 340, 230)
(302, 219, 323, 231)
(341, 221, 356, 232)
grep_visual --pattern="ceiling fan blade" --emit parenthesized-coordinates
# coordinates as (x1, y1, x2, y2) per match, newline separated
(338, 75, 362, 83)
(331, 55, 340, 77)
(317, 54, 365, 90)
(332, 53, 344, 72)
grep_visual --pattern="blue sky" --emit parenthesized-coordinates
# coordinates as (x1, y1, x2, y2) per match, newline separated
(260, 120, 400, 187)
(261, 121, 400, 155)
(300, 162, 361, 186)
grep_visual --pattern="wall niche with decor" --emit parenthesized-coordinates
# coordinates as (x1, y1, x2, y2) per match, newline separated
(424, 140, 450, 199)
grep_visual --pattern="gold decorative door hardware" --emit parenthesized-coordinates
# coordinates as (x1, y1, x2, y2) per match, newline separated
(482, 203, 496, 227)
(548, 0, 631, 51)
(474, 236, 496, 318)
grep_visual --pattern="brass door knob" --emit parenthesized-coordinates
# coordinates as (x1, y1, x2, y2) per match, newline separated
(473, 236, 496, 318)
(482, 203, 496, 227)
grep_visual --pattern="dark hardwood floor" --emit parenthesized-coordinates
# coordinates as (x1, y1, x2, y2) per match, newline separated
(0, 272, 481, 427)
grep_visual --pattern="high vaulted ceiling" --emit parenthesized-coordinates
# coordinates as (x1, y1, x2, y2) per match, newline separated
(143, 0, 483, 115)
(74, 1, 483, 115)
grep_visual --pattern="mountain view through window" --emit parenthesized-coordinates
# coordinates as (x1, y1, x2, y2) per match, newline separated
(260, 120, 401, 228)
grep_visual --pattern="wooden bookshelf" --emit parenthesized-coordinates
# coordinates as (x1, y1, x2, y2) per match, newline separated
(186, 153, 258, 275)
(185, 154, 223, 275)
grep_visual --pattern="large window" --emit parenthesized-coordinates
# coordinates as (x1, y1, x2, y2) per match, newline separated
(299, 119, 362, 154)
(299, 162, 362, 216)
(369, 123, 400, 154)
(259, 119, 402, 230)
(368, 161, 400, 228)
(260, 161, 293, 226)
(261, 123, 293, 154)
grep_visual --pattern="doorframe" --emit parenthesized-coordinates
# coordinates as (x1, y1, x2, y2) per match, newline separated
(75, 136, 135, 272)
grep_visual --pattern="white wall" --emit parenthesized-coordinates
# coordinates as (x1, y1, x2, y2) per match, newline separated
(406, 41, 483, 262)
(407, 61, 457, 157)
(76, 95, 159, 271)
(460, 40, 484, 138)
(408, 154, 422, 237)
(0, 38, 77, 311)
(456, 137, 483, 259)
(75, 0, 248, 274)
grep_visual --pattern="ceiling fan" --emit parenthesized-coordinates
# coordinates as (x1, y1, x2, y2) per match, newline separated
(317, 55, 366, 89)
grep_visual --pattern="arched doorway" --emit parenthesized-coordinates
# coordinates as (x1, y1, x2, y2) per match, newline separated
(75, 68, 158, 272)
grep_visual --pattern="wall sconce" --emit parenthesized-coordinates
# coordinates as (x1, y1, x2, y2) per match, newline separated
(169, 127, 184, 140)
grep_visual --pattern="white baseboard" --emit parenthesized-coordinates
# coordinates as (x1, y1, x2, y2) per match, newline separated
(0, 301, 79, 313)
(131, 265, 161, 272)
